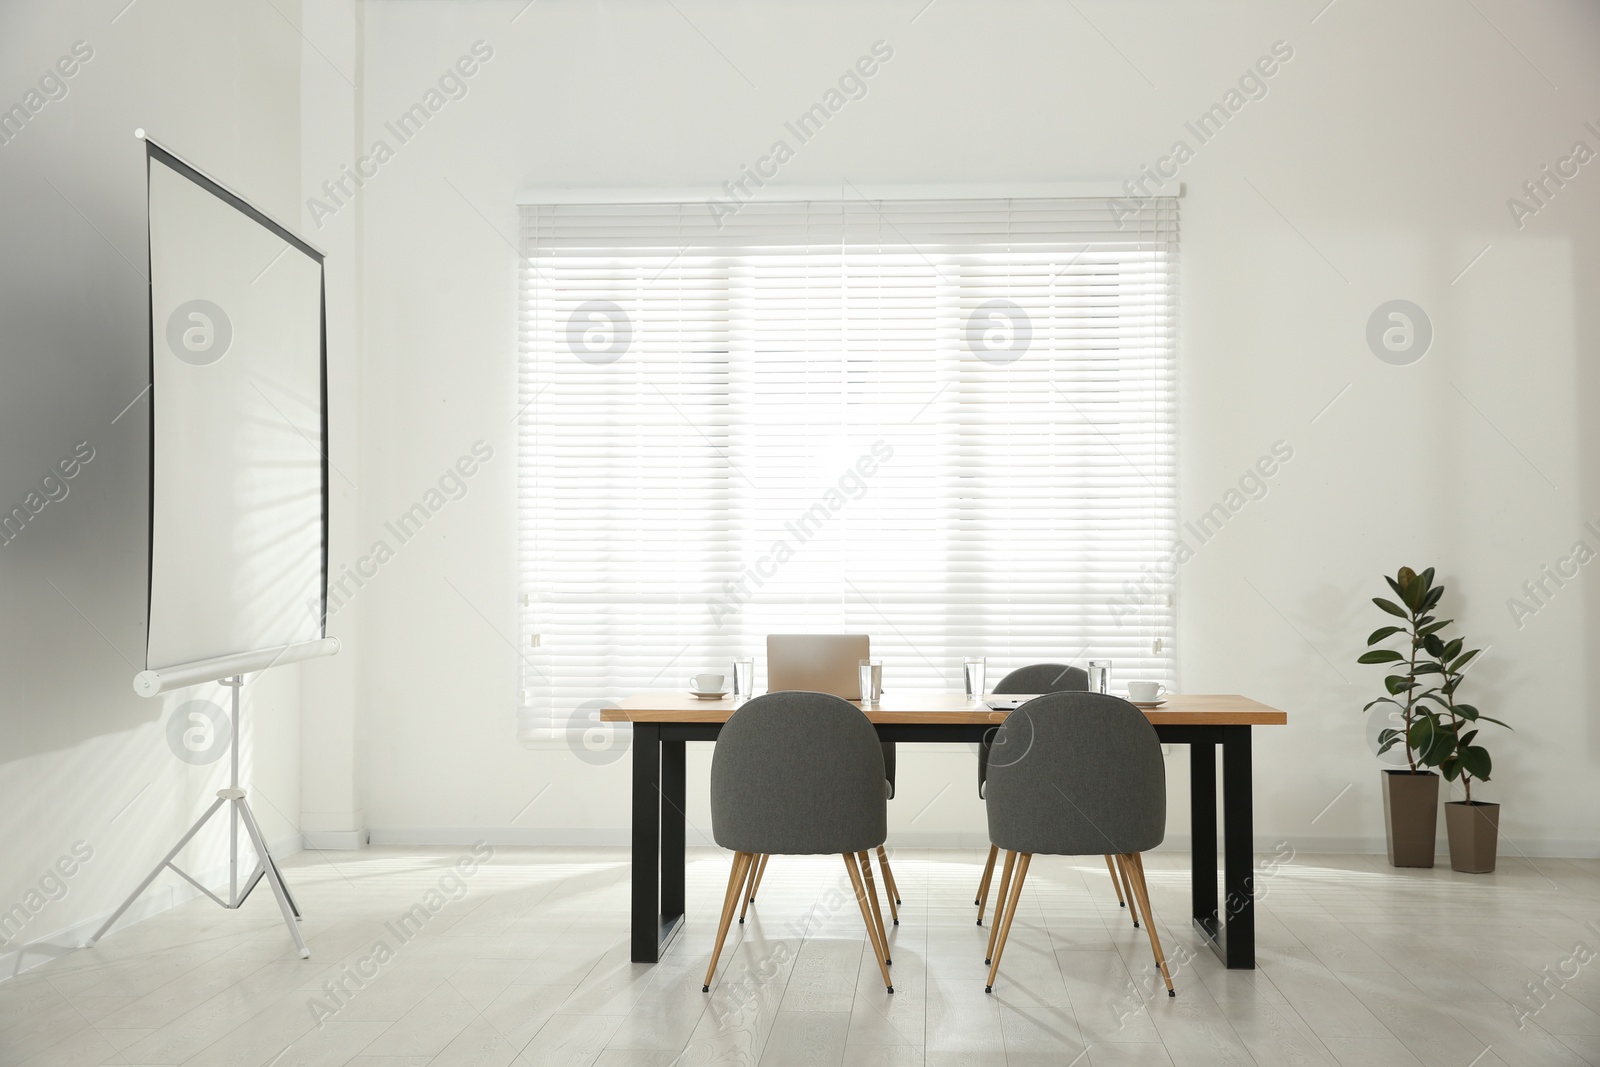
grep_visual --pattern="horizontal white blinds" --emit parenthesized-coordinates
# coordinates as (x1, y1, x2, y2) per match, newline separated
(517, 197, 1177, 745)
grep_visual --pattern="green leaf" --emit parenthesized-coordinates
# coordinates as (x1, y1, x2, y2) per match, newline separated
(1373, 597, 1408, 619)
(1385, 675, 1413, 695)
(1440, 756, 1461, 781)
(1422, 585, 1444, 612)
(1422, 633, 1445, 658)
(1412, 662, 1444, 675)
(1358, 649, 1404, 664)
(1421, 730, 1456, 767)
(1419, 619, 1453, 637)
(1385, 575, 1405, 600)
(1367, 626, 1404, 645)
(1443, 638, 1463, 662)
(1398, 575, 1423, 612)
(1363, 697, 1401, 712)
(1476, 715, 1512, 730)
(1407, 718, 1437, 750)
(1452, 649, 1480, 672)
(1419, 567, 1437, 593)
(1460, 730, 1478, 747)
(1460, 745, 1492, 781)
(1455, 704, 1479, 720)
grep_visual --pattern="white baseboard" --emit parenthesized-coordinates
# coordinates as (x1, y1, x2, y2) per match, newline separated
(301, 829, 369, 850)
(0, 831, 303, 985)
(366, 827, 1600, 858)
(369, 827, 640, 847)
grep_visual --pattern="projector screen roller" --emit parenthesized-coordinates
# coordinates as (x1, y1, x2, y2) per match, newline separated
(144, 141, 328, 673)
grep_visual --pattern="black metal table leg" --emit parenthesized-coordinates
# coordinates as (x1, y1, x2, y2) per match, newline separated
(1189, 740, 1218, 944)
(1220, 725, 1256, 968)
(631, 723, 665, 963)
(661, 739, 686, 927)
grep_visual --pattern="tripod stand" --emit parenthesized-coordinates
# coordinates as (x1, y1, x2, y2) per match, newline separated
(87, 675, 309, 958)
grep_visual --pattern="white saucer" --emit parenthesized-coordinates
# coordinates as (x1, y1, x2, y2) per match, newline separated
(691, 690, 730, 700)
(1130, 698, 1167, 708)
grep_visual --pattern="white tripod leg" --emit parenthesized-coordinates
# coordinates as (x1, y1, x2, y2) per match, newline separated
(232, 793, 310, 959)
(86, 796, 226, 947)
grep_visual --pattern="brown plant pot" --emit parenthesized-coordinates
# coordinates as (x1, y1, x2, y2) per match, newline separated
(1445, 801, 1500, 873)
(1382, 770, 1439, 868)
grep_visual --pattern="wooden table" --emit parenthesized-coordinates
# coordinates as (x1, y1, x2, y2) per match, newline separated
(601, 692, 1287, 969)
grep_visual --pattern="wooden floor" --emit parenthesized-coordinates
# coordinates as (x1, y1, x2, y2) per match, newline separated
(2, 846, 1599, 1066)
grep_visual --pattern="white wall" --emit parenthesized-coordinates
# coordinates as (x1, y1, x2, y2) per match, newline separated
(333, 0, 1600, 854)
(0, 0, 307, 976)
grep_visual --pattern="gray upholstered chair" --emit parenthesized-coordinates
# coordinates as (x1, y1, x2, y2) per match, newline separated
(976, 664, 1133, 925)
(981, 691, 1174, 996)
(705, 691, 896, 993)
(738, 739, 902, 928)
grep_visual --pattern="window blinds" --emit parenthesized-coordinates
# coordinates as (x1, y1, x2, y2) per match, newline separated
(516, 197, 1177, 746)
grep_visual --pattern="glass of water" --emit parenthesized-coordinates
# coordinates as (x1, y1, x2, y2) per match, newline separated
(964, 657, 987, 701)
(858, 659, 883, 704)
(733, 659, 755, 700)
(1087, 659, 1112, 694)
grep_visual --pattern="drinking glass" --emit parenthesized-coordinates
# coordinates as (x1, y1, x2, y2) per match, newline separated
(964, 657, 987, 700)
(1087, 659, 1112, 694)
(858, 659, 883, 704)
(733, 658, 755, 700)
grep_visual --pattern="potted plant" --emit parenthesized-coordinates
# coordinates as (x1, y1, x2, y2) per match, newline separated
(1359, 566, 1452, 867)
(1421, 630, 1510, 873)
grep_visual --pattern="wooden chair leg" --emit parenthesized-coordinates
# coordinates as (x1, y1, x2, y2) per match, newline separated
(738, 853, 763, 923)
(1127, 852, 1175, 996)
(749, 853, 770, 901)
(844, 853, 894, 993)
(984, 850, 1016, 963)
(875, 847, 901, 923)
(984, 852, 1031, 993)
(1104, 854, 1126, 908)
(975, 843, 999, 921)
(875, 845, 902, 913)
(704, 852, 753, 992)
(1116, 853, 1141, 928)
(858, 851, 891, 964)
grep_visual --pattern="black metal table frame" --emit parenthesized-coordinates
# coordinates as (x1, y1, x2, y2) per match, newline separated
(630, 721, 1256, 968)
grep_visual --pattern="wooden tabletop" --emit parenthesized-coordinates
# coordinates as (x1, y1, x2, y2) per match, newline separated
(599, 691, 1287, 726)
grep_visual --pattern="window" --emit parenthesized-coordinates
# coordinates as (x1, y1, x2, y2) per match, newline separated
(516, 196, 1177, 745)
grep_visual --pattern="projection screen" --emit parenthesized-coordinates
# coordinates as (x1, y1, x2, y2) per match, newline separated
(142, 140, 332, 686)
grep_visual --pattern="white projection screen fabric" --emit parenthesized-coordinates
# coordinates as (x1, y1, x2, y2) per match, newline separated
(145, 143, 328, 672)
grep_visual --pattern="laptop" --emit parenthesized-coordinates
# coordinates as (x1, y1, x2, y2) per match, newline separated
(983, 695, 1042, 712)
(766, 634, 870, 700)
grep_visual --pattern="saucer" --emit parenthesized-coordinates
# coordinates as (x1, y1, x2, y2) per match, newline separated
(691, 690, 730, 700)
(1130, 698, 1167, 708)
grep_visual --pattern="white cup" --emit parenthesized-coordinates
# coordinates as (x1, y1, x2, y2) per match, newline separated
(1127, 681, 1166, 702)
(692, 673, 726, 694)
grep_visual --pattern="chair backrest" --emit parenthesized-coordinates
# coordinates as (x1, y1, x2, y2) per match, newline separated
(981, 663, 1089, 794)
(993, 663, 1088, 694)
(985, 691, 1166, 856)
(710, 691, 887, 856)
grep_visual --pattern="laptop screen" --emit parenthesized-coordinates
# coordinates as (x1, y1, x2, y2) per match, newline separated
(766, 634, 870, 699)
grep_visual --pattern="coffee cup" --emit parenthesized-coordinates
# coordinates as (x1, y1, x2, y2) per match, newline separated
(692, 673, 726, 694)
(1128, 681, 1166, 702)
